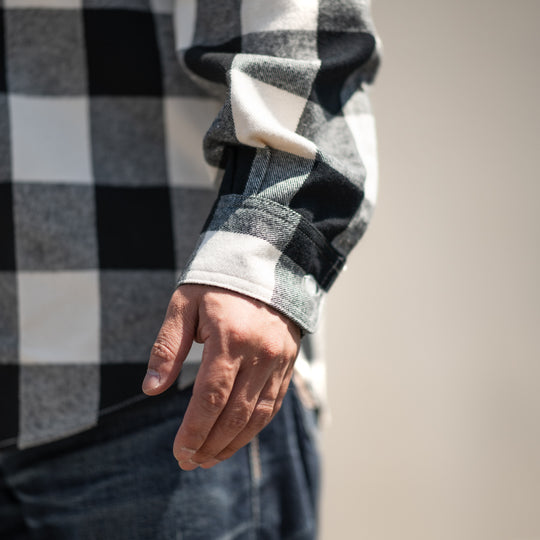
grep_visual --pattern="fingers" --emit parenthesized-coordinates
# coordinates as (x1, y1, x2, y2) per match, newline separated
(143, 288, 197, 396)
(211, 365, 295, 465)
(175, 358, 277, 468)
(172, 347, 241, 468)
(145, 284, 302, 470)
(174, 338, 296, 470)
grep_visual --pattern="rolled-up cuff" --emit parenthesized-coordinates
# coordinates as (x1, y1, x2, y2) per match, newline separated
(177, 194, 345, 333)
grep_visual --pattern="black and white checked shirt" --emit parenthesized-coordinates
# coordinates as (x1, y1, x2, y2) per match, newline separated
(0, 0, 380, 448)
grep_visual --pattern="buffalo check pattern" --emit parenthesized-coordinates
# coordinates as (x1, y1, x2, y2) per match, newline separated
(0, 0, 380, 448)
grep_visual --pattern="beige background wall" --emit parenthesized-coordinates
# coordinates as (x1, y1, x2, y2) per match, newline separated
(321, 1, 540, 538)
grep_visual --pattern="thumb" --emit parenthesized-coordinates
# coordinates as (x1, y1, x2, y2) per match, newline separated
(142, 287, 198, 395)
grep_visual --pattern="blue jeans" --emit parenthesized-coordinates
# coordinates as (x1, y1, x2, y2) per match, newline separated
(0, 385, 319, 539)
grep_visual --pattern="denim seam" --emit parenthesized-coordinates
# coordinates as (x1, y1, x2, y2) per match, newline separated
(248, 436, 262, 540)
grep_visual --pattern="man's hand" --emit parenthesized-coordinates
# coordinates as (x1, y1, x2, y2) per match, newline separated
(142, 284, 301, 470)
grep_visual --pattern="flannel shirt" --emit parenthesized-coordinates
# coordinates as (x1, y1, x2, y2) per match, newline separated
(0, 0, 380, 449)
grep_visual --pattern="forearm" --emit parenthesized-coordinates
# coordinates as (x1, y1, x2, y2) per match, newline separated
(176, 0, 381, 333)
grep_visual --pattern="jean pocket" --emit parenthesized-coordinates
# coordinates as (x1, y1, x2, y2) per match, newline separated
(291, 376, 320, 448)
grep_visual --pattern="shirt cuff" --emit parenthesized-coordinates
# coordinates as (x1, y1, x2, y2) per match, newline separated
(177, 194, 345, 334)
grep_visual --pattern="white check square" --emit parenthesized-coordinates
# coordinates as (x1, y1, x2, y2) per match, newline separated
(230, 68, 316, 160)
(173, 0, 196, 50)
(183, 230, 282, 304)
(18, 271, 100, 365)
(241, 0, 319, 34)
(164, 97, 221, 188)
(10, 96, 92, 184)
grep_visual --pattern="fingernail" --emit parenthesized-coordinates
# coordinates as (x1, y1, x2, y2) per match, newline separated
(178, 459, 199, 471)
(200, 459, 221, 469)
(142, 369, 160, 392)
(175, 447, 196, 462)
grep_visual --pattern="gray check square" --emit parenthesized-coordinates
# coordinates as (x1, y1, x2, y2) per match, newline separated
(14, 184, 98, 270)
(90, 98, 167, 186)
(170, 187, 216, 270)
(298, 100, 360, 165)
(318, 0, 374, 33)
(0, 96, 11, 180)
(100, 270, 175, 363)
(242, 31, 319, 61)
(84, 0, 150, 10)
(5, 9, 87, 95)
(19, 365, 99, 448)
(193, 0, 241, 45)
(234, 57, 319, 99)
(0, 273, 18, 364)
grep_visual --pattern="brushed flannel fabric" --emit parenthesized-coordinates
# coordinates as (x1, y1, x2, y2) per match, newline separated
(0, 0, 380, 448)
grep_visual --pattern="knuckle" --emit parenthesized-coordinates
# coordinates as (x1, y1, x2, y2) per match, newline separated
(222, 409, 250, 432)
(197, 385, 229, 414)
(217, 358, 238, 377)
(227, 325, 251, 346)
(250, 399, 275, 429)
(150, 340, 177, 367)
(258, 337, 285, 361)
(286, 341, 300, 359)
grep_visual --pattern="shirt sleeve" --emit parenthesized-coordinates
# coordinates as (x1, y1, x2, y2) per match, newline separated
(175, 0, 381, 333)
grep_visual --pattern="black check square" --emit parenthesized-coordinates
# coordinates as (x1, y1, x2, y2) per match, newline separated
(13, 184, 98, 271)
(100, 270, 174, 363)
(95, 186, 175, 269)
(84, 8, 163, 96)
(0, 184, 16, 271)
(90, 97, 167, 186)
(99, 364, 147, 410)
(0, 365, 18, 441)
(5, 9, 87, 95)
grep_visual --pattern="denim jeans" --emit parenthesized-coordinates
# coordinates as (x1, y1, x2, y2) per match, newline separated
(0, 385, 319, 540)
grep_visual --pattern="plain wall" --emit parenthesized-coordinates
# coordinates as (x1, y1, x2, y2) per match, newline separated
(321, 0, 540, 538)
